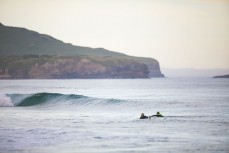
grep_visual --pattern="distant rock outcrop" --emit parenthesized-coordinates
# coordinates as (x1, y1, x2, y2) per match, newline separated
(213, 74, 229, 78)
(0, 23, 164, 79)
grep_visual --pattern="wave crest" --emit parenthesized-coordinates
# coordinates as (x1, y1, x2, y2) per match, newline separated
(3, 92, 125, 107)
(13, 93, 87, 106)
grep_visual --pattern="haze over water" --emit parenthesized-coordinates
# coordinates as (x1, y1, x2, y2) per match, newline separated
(1, 0, 229, 69)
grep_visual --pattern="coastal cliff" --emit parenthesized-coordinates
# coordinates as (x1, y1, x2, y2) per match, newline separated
(0, 55, 148, 79)
(0, 23, 164, 79)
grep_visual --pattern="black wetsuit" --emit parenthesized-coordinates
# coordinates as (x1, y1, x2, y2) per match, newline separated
(140, 116, 148, 119)
(151, 114, 164, 117)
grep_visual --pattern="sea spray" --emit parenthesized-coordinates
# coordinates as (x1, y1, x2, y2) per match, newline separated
(0, 94, 13, 107)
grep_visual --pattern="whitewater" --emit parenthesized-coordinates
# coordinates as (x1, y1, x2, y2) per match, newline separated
(0, 78, 229, 153)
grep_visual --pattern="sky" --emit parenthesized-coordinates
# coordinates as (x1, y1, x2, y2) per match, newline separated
(0, 0, 229, 69)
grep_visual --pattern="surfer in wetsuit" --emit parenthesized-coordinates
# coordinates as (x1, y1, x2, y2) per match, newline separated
(151, 112, 164, 117)
(140, 113, 148, 119)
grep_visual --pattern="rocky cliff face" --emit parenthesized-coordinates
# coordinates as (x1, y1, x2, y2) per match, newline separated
(133, 57, 164, 77)
(0, 56, 149, 79)
(0, 23, 164, 78)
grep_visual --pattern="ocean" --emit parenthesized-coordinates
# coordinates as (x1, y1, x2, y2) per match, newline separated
(0, 78, 229, 153)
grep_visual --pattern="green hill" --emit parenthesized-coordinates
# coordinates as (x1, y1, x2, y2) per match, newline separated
(0, 23, 164, 78)
(0, 23, 126, 56)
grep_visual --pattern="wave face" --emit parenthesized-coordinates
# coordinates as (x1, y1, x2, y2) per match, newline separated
(1, 92, 126, 108)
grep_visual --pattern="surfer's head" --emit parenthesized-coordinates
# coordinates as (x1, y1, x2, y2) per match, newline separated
(157, 112, 160, 114)
(141, 113, 144, 117)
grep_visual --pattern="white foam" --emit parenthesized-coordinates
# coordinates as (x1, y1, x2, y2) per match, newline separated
(0, 94, 14, 107)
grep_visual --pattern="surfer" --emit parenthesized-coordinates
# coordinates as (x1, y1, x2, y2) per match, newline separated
(140, 113, 148, 119)
(151, 112, 164, 117)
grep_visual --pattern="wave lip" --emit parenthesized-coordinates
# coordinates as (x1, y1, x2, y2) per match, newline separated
(2, 92, 125, 107)
(0, 92, 88, 107)
(13, 92, 87, 107)
(1, 92, 132, 110)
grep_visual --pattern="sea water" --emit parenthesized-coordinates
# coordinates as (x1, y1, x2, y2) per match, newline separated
(0, 78, 229, 153)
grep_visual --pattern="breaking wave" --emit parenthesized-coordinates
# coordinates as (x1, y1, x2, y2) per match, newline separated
(0, 92, 126, 107)
(0, 94, 14, 107)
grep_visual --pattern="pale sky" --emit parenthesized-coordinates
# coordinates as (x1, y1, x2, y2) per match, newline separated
(0, 0, 229, 69)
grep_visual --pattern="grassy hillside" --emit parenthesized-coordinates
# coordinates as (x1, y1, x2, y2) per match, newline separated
(0, 23, 126, 56)
(0, 23, 164, 78)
